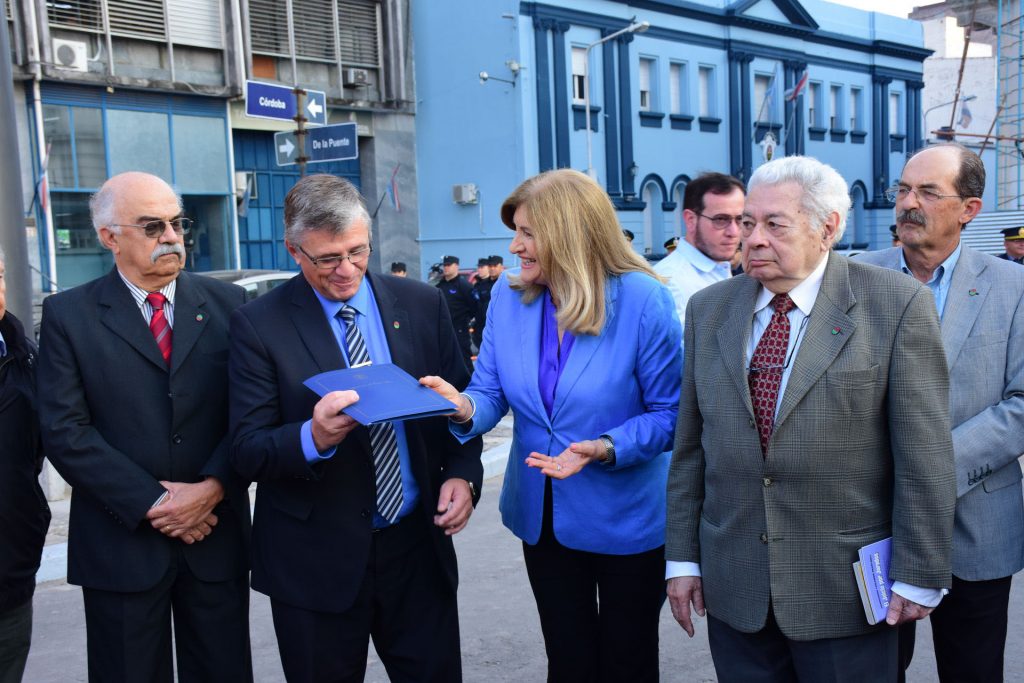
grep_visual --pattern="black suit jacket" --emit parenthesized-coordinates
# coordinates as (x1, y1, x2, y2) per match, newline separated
(38, 269, 250, 592)
(229, 272, 483, 613)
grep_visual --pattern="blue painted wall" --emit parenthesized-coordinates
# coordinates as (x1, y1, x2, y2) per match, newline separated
(411, 0, 928, 264)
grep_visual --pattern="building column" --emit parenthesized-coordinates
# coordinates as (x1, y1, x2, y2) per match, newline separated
(872, 75, 892, 202)
(728, 51, 754, 180)
(602, 36, 621, 198)
(533, 18, 555, 172)
(550, 21, 571, 169)
(784, 61, 806, 157)
(617, 32, 639, 203)
(906, 80, 923, 155)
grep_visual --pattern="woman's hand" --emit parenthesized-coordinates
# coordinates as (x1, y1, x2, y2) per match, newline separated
(525, 440, 606, 479)
(419, 375, 473, 423)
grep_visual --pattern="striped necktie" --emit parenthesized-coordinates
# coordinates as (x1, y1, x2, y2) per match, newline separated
(147, 292, 172, 367)
(339, 305, 403, 523)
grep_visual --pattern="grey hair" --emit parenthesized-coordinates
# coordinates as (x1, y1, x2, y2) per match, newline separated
(284, 174, 372, 244)
(907, 142, 985, 200)
(89, 176, 183, 236)
(0, 244, 5, 264)
(748, 156, 851, 242)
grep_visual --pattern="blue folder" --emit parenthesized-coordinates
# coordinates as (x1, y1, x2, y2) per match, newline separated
(303, 363, 459, 426)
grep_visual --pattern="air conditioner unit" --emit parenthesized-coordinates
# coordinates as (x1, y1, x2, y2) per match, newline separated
(452, 184, 479, 205)
(52, 38, 89, 72)
(343, 68, 370, 87)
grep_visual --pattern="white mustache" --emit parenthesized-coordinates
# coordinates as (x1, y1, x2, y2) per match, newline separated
(150, 243, 185, 263)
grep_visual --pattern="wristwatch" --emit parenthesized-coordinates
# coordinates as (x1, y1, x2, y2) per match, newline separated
(599, 434, 616, 467)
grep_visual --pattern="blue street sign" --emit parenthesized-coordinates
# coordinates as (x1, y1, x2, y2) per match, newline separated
(305, 89, 327, 126)
(245, 80, 297, 121)
(274, 131, 300, 166)
(308, 122, 358, 163)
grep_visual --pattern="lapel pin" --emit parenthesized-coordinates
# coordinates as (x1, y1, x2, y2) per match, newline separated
(195, 313, 204, 322)
(968, 288, 979, 297)
(393, 321, 400, 329)
(831, 326, 841, 335)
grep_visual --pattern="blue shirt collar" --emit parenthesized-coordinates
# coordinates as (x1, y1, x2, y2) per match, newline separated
(899, 241, 962, 287)
(312, 275, 374, 320)
(0, 327, 6, 358)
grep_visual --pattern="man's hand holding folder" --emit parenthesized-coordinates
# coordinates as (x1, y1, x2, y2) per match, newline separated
(310, 389, 361, 452)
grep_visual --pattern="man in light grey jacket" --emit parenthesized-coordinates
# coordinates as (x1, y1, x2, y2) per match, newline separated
(860, 142, 1024, 682)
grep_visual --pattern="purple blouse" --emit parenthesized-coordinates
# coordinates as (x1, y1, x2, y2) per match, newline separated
(538, 290, 575, 417)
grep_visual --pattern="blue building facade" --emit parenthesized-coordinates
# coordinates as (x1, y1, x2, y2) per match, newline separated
(411, 0, 928, 269)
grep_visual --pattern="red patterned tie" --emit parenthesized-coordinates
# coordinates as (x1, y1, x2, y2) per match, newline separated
(147, 292, 172, 367)
(749, 293, 796, 455)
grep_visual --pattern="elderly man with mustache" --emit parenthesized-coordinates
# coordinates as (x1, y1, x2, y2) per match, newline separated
(860, 143, 1024, 683)
(38, 172, 253, 682)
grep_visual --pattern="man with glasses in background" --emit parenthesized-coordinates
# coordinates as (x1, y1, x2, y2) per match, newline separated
(229, 174, 482, 681)
(860, 143, 1024, 683)
(37, 171, 253, 681)
(667, 155, 955, 681)
(654, 172, 745, 344)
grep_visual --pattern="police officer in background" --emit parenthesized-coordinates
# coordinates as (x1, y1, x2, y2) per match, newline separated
(489, 255, 504, 280)
(471, 257, 494, 351)
(998, 227, 1024, 264)
(437, 255, 476, 372)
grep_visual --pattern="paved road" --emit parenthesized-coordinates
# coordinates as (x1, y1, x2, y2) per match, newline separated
(23, 471, 1024, 681)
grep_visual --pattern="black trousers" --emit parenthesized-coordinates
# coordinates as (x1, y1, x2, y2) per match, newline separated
(929, 574, 1013, 683)
(0, 601, 32, 683)
(270, 512, 461, 683)
(521, 479, 665, 683)
(82, 549, 252, 683)
(708, 609, 897, 683)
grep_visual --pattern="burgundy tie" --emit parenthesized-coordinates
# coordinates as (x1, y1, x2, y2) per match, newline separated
(749, 293, 796, 454)
(147, 292, 172, 367)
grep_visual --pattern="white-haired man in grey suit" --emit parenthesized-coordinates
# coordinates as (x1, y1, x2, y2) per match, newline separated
(666, 155, 956, 682)
(860, 143, 1024, 683)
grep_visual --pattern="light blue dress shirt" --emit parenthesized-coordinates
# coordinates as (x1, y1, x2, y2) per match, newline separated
(898, 242, 962, 319)
(299, 278, 420, 526)
(0, 328, 6, 357)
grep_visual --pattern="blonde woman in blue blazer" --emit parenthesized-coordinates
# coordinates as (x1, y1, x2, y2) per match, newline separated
(423, 169, 681, 682)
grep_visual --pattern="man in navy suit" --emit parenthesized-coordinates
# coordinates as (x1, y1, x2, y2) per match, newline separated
(38, 172, 252, 682)
(229, 174, 482, 682)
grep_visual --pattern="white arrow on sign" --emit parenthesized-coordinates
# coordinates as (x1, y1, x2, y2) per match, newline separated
(279, 137, 295, 157)
(307, 98, 323, 119)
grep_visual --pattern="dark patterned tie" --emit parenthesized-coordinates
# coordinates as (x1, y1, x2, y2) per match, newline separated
(748, 294, 796, 455)
(339, 305, 403, 523)
(147, 292, 172, 367)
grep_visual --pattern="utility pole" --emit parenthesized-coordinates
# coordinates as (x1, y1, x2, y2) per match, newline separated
(0, 9, 32, 320)
(294, 87, 309, 177)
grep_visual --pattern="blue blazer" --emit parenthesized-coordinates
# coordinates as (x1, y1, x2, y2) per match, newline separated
(458, 271, 681, 555)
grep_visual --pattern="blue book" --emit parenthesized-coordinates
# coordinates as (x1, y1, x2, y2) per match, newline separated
(303, 363, 459, 426)
(852, 536, 893, 625)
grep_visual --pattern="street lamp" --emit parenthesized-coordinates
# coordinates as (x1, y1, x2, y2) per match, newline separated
(584, 19, 649, 179)
(923, 94, 976, 141)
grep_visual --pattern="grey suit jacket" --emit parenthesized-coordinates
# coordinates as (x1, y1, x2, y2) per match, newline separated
(858, 245, 1024, 581)
(666, 252, 956, 641)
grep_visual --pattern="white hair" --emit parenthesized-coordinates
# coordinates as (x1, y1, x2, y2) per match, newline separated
(748, 156, 851, 242)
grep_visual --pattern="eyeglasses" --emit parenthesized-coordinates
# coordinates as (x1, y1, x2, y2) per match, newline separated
(109, 217, 193, 238)
(884, 184, 964, 204)
(697, 213, 744, 230)
(296, 242, 372, 270)
(739, 218, 797, 238)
